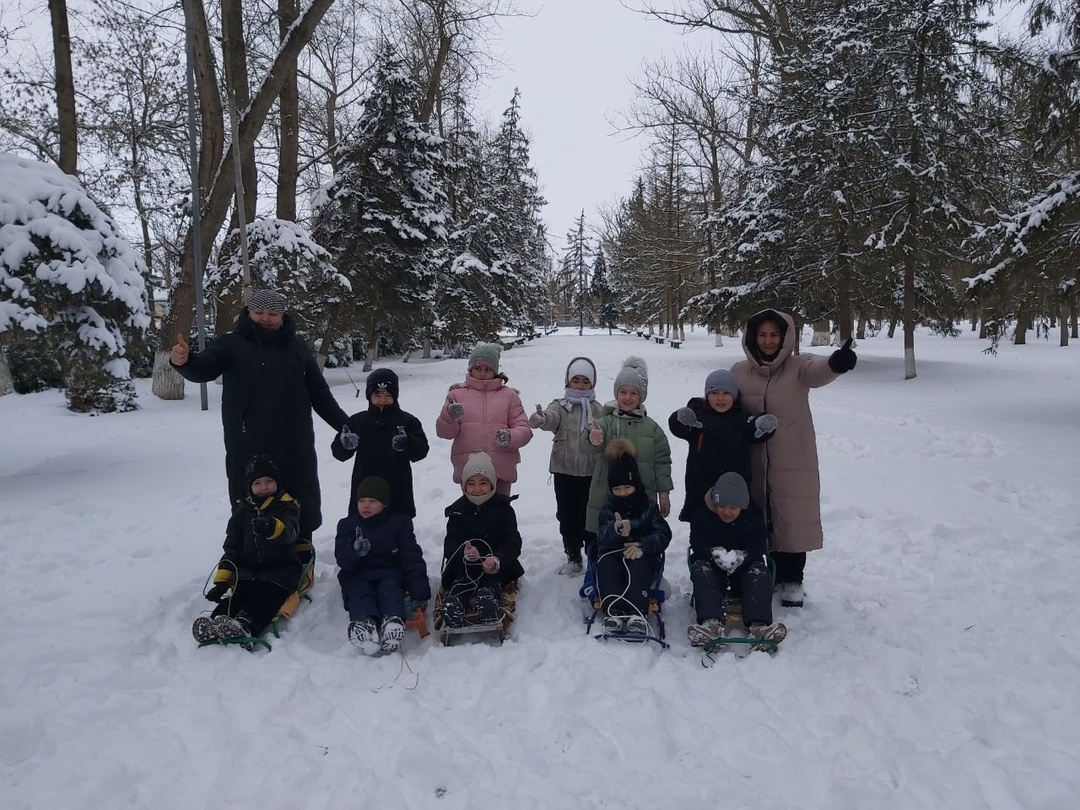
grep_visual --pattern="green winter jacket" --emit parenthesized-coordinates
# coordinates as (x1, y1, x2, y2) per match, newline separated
(581, 403, 674, 534)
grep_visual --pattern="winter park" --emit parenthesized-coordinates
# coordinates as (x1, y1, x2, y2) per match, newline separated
(2, 0, 1080, 808)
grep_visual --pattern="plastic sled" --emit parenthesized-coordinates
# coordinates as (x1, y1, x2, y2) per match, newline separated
(581, 548, 668, 649)
(433, 580, 519, 645)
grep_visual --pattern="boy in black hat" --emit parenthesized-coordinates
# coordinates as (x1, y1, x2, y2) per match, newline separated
(334, 476, 431, 655)
(331, 368, 429, 519)
(191, 455, 302, 647)
(594, 439, 672, 635)
(687, 472, 786, 651)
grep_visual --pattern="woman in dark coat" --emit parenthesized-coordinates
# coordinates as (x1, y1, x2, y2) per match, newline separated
(169, 289, 349, 540)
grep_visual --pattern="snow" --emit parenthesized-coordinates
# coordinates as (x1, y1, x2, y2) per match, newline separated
(2, 326, 1079, 808)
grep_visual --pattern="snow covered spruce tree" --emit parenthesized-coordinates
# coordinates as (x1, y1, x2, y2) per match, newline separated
(313, 48, 448, 370)
(0, 153, 150, 411)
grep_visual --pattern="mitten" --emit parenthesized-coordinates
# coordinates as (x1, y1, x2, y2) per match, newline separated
(675, 407, 703, 429)
(205, 583, 229, 602)
(528, 404, 545, 429)
(463, 541, 482, 563)
(447, 398, 465, 421)
(623, 542, 644, 560)
(658, 491, 671, 518)
(339, 425, 360, 451)
(588, 420, 604, 446)
(391, 426, 408, 453)
(711, 547, 747, 573)
(406, 599, 428, 613)
(482, 555, 501, 575)
(613, 512, 631, 537)
(754, 413, 778, 439)
(251, 514, 273, 538)
(828, 338, 857, 373)
(494, 429, 511, 447)
(353, 527, 371, 557)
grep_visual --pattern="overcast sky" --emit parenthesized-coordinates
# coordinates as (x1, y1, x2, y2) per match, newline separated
(475, 1, 697, 254)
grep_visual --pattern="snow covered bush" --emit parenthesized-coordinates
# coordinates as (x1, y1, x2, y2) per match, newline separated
(0, 153, 150, 412)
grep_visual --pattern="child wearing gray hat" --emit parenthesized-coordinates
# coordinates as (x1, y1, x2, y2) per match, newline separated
(686, 472, 786, 651)
(668, 368, 777, 523)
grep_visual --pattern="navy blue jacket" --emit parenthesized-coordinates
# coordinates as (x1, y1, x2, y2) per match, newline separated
(596, 502, 672, 557)
(688, 502, 769, 566)
(334, 511, 431, 601)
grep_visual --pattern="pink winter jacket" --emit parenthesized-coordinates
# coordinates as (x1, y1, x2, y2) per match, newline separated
(435, 375, 533, 483)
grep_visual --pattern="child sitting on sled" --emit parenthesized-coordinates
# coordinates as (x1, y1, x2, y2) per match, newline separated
(440, 452, 524, 627)
(334, 476, 431, 655)
(595, 440, 672, 635)
(191, 455, 302, 647)
(687, 472, 786, 650)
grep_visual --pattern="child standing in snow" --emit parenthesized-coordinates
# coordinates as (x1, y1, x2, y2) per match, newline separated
(667, 369, 777, 523)
(439, 453, 524, 627)
(331, 368, 429, 519)
(191, 455, 302, 647)
(582, 356, 673, 540)
(687, 472, 786, 651)
(595, 440, 672, 634)
(528, 356, 604, 575)
(335, 476, 431, 655)
(435, 342, 532, 495)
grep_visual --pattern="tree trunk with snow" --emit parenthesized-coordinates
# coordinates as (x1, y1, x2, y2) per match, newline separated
(811, 320, 830, 346)
(0, 346, 13, 397)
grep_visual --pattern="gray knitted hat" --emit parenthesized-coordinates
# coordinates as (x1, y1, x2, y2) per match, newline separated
(613, 356, 648, 402)
(468, 343, 502, 374)
(710, 472, 750, 509)
(247, 288, 286, 313)
(461, 452, 497, 488)
(704, 369, 739, 399)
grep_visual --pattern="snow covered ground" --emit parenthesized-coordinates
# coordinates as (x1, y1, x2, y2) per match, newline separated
(2, 325, 1078, 809)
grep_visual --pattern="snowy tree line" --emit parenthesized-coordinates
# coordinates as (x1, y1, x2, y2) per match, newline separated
(0, 0, 549, 409)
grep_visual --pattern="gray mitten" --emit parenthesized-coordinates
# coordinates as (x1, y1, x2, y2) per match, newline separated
(494, 429, 511, 447)
(391, 426, 408, 452)
(339, 426, 360, 451)
(676, 407, 703, 429)
(447, 399, 465, 421)
(353, 527, 371, 557)
(754, 413, 778, 439)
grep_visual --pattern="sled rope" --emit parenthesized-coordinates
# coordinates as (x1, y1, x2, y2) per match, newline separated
(372, 650, 419, 693)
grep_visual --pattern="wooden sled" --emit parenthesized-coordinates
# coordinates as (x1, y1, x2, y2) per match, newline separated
(433, 580, 519, 645)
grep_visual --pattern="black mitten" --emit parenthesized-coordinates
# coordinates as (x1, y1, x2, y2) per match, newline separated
(828, 338, 857, 373)
(251, 515, 273, 537)
(206, 583, 229, 603)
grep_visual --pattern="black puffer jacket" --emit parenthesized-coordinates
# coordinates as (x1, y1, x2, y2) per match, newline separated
(220, 493, 303, 592)
(334, 510, 431, 601)
(668, 398, 774, 522)
(441, 494, 524, 588)
(688, 501, 769, 567)
(331, 402, 429, 518)
(173, 310, 349, 536)
(596, 502, 672, 557)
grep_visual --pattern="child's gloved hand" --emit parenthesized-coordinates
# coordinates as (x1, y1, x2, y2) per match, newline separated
(339, 425, 360, 451)
(482, 555, 501, 575)
(463, 541, 482, 563)
(391, 426, 408, 452)
(205, 583, 229, 602)
(613, 512, 631, 537)
(754, 413, 777, 438)
(828, 338, 858, 373)
(353, 528, 370, 557)
(406, 599, 428, 613)
(623, 542, 644, 560)
(494, 429, 511, 447)
(528, 404, 545, 429)
(251, 515, 273, 538)
(675, 407, 703, 429)
(711, 547, 747, 573)
(658, 491, 671, 518)
(447, 398, 465, 421)
(588, 420, 604, 446)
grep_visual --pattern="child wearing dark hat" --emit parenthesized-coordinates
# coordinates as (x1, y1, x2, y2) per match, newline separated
(528, 356, 604, 575)
(439, 452, 525, 627)
(334, 476, 431, 655)
(594, 440, 672, 635)
(583, 356, 673, 541)
(668, 368, 777, 522)
(331, 367, 429, 519)
(436, 342, 532, 495)
(191, 455, 303, 648)
(687, 472, 786, 651)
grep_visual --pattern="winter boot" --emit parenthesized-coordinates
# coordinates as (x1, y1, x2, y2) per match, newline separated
(213, 614, 254, 650)
(191, 616, 219, 644)
(687, 618, 724, 647)
(558, 553, 584, 576)
(475, 587, 500, 624)
(379, 615, 406, 653)
(624, 615, 649, 636)
(601, 614, 626, 634)
(748, 621, 788, 652)
(777, 582, 804, 608)
(441, 595, 465, 628)
(348, 617, 380, 655)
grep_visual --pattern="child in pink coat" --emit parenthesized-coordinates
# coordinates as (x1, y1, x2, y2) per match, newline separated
(435, 342, 532, 495)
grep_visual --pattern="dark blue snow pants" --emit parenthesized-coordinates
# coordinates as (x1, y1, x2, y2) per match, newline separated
(691, 557, 773, 627)
(342, 571, 407, 620)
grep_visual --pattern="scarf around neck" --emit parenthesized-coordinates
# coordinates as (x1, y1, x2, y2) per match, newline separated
(560, 387, 596, 433)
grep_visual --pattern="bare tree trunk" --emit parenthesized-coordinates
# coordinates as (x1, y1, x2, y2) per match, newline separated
(49, 0, 78, 175)
(811, 319, 830, 346)
(276, 0, 300, 224)
(0, 344, 13, 396)
(1072, 301, 1078, 339)
(856, 316, 866, 340)
(1060, 304, 1069, 347)
(362, 321, 378, 372)
(1014, 309, 1027, 345)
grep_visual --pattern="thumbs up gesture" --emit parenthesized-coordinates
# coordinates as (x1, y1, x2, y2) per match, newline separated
(170, 333, 189, 366)
(528, 403, 545, 429)
(828, 337, 858, 374)
(588, 419, 604, 446)
(613, 512, 631, 537)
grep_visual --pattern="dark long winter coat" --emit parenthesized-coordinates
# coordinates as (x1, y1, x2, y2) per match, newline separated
(172, 310, 349, 537)
(334, 511, 431, 602)
(688, 502, 769, 566)
(440, 494, 524, 589)
(330, 402, 429, 518)
(220, 492, 303, 592)
(668, 398, 774, 522)
(731, 309, 840, 553)
(596, 502, 673, 557)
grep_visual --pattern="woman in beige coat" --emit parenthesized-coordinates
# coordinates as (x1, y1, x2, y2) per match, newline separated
(731, 310, 857, 607)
